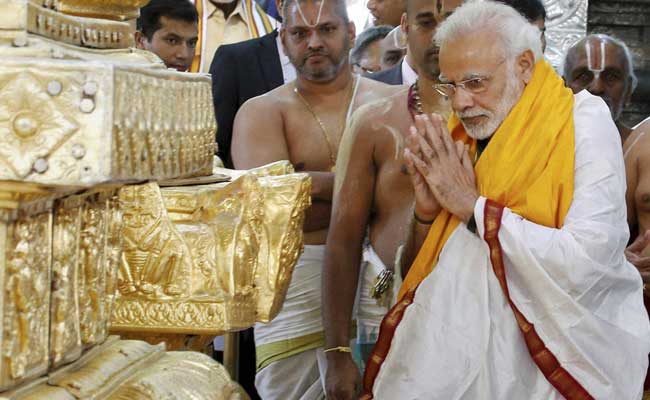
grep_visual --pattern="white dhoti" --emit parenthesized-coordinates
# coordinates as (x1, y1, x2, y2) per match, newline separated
(254, 348, 325, 400)
(254, 245, 326, 400)
(353, 240, 401, 371)
(254, 239, 401, 398)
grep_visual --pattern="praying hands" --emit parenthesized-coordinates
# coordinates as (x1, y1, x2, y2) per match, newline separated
(404, 113, 479, 224)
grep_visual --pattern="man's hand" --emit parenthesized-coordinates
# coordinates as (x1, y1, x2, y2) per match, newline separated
(625, 230, 650, 274)
(404, 114, 479, 223)
(325, 353, 361, 400)
(405, 131, 440, 221)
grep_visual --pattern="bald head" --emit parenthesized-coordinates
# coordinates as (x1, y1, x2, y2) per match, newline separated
(564, 34, 637, 121)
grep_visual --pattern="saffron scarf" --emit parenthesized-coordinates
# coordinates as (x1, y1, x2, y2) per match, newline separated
(399, 60, 575, 299)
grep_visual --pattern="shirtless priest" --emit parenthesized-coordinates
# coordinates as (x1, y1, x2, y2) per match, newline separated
(230, 0, 397, 398)
(321, 0, 456, 398)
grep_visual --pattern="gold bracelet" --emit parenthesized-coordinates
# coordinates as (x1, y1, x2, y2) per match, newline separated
(323, 346, 352, 354)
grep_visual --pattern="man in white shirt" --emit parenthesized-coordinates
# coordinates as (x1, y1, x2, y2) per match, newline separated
(361, 2, 650, 399)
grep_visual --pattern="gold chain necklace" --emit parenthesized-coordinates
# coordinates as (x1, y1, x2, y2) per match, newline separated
(293, 76, 357, 172)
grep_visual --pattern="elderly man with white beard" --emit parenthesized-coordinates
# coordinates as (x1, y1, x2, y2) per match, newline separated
(360, 1, 650, 399)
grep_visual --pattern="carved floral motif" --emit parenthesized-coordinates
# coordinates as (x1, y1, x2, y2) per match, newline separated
(0, 72, 78, 178)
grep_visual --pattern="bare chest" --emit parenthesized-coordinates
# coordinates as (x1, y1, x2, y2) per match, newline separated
(373, 117, 413, 210)
(283, 103, 351, 172)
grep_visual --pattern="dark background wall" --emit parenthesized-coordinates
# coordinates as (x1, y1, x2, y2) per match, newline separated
(588, 0, 650, 128)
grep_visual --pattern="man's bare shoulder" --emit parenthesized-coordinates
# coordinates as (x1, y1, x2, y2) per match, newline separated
(240, 83, 294, 113)
(346, 89, 410, 147)
(358, 76, 406, 99)
(625, 119, 650, 160)
(353, 88, 409, 125)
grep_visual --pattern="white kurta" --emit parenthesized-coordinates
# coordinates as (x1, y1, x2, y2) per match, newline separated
(371, 90, 650, 399)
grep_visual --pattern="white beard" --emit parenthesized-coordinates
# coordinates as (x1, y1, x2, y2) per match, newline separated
(458, 75, 523, 140)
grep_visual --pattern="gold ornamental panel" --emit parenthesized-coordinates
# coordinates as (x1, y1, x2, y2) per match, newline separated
(0, 1, 134, 49)
(49, 187, 122, 370)
(252, 174, 311, 322)
(111, 167, 312, 334)
(51, 0, 150, 22)
(0, 60, 214, 190)
(111, 177, 262, 334)
(29, 2, 134, 49)
(216, 161, 312, 322)
(0, 204, 52, 392)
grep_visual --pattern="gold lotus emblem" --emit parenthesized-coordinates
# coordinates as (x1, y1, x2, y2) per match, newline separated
(54, 0, 151, 21)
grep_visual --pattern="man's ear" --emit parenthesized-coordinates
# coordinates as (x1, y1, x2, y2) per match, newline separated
(134, 31, 146, 49)
(275, 0, 283, 19)
(518, 49, 536, 84)
(400, 12, 408, 35)
(348, 21, 356, 48)
(279, 28, 288, 54)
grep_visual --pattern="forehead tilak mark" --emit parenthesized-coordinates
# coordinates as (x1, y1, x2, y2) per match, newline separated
(585, 39, 606, 79)
(295, 0, 326, 28)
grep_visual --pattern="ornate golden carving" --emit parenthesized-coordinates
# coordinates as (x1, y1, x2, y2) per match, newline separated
(117, 183, 192, 301)
(112, 68, 215, 181)
(0, 71, 79, 179)
(112, 178, 261, 334)
(50, 188, 121, 367)
(51, 0, 150, 22)
(254, 173, 311, 322)
(216, 161, 312, 321)
(104, 194, 122, 333)
(50, 196, 82, 368)
(111, 167, 311, 334)
(48, 337, 165, 399)
(107, 351, 250, 400)
(0, 3, 306, 397)
(0, 62, 214, 190)
(78, 191, 113, 348)
(29, 2, 133, 49)
(0, 208, 52, 391)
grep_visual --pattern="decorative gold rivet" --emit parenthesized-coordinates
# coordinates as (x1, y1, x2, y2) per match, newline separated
(12, 36, 27, 47)
(71, 144, 86, 159)
(51, 49, 64, 59)
(33, 158, 48, 173)
(80, 98, 95, 113)
(47, 81, 62, 96)
(12, 112, 38, 138)
(83, 81, 98, 96)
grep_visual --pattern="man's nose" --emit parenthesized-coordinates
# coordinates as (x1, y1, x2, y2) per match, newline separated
(307, 31, 324, 50)
(178, 43, 194, 62)
(587, 75, 605, 95)
(451, 88, 475, 112)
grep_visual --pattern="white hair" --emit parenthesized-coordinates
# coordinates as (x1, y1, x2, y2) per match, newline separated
(435, 0, 543, 63)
